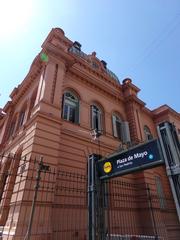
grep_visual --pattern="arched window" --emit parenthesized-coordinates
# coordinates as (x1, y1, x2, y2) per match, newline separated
(62, 91, 79, 124)
(112, 114, 122, 140)
(144, 125, 153, 141)
(91, 104, 103, 132)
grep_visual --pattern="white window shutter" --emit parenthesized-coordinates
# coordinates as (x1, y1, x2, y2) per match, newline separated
(91, 106, 94, 129)
(121, 121, 131, 143)
(98, 112, 102, 132)
(112, 115, 117, 137)
(75, 101, 79, 124)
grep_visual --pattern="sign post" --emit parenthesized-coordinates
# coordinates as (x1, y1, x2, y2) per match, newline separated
(157, 122, 180, 222)
(88, 140, 165, 239)
(88, 154, 96, 240)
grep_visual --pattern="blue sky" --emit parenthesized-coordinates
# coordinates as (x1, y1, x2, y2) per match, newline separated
(0, 0, 180, 112)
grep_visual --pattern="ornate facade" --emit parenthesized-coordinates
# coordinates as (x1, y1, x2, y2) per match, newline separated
(0, 28, 180, 239)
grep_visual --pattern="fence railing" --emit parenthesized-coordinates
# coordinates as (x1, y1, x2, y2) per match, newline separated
(0, 155, 179, 239)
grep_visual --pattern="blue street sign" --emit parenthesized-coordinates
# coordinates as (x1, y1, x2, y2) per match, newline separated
(97, 139, 164, 180)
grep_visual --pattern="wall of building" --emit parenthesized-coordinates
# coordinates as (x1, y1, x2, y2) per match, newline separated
(0, 28, 180, 239)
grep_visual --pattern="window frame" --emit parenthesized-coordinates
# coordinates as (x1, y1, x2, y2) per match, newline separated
(144, 125, 153, 141)
(62, 91, 80, 124)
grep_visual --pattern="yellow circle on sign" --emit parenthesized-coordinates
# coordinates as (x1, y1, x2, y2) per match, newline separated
(103, 162, 112, 174)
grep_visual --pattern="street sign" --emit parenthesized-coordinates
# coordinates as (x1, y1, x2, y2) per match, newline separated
(97, 139, 164, 180)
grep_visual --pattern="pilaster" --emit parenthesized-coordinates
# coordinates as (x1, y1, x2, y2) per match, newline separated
(53, 61, 66, 107)
(39, 62, 56, 103)
(122, 78, 144, 144)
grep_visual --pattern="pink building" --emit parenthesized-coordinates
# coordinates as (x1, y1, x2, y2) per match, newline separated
(0, 28, 180, 240)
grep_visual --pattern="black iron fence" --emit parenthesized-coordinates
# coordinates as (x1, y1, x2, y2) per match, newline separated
(53, 169, 87, 240)
(0, 155, 179, 240)
(103, 179, 173, 239)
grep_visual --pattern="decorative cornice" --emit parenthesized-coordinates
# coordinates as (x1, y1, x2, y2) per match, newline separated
(142, 106, 153, 117)
(43, 33, 121, 91)
(45, 42, 76, 68)
(73, 61, 121, 89)
(68, 46, 120, 84)
(3, 101, 13, 113)
(68, 50, 120, 85)
(46, 41, 121, 95)
(41, 28, 72, 50)
(6, 55, 43, 108)
(67, 70, 124, 103)
(152, 104, 180, 120)
(124, 95, 145, 107)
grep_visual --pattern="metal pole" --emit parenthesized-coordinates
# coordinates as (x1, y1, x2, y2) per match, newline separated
(157, 123, 180, 222)
(24, 158, 43, 240)
(88, 154, 97, 240)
